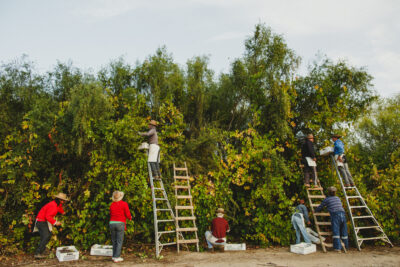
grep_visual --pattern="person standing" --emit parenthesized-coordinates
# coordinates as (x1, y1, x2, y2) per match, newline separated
(139, 120, 161, 179)
(291, 199, 320, 244)
(34, 193, 69, 259)
(205, 208, 230, 251)
(301, 134, 317, 187)
(332, 134, 355, 187)
(109, 191, 132, 263)
(315, 186, 349, 252)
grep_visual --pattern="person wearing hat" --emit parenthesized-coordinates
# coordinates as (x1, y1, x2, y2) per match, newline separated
(301, 133, 318, 187)
(291, 199, 321, 244)
(139, 120, 161, 179)
(34, 193, 69, 259)
(315, 186, 349, 252)
(205, 208, 230, 251)
(109, 191, 132, 263)
(332, 134, 355, 187)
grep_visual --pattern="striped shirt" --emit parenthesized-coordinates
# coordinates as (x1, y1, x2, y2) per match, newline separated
(315, 196, 345, 213)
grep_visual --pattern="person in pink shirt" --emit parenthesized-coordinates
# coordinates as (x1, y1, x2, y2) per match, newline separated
(34, 193, 69, 259)
(109, 191, 132, 263)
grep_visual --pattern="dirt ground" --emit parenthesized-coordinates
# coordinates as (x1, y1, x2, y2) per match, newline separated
(1, 246, 399, 267)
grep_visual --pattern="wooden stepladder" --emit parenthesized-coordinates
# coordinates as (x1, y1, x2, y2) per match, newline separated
(306, 182, 335, 253)
(173, 162, 199, 253)
(330, 155, 393, 250)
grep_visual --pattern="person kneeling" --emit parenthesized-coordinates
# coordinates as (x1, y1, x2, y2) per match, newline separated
(205, 208, 229, 252)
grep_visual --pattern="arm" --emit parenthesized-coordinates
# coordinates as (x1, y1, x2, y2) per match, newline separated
(307, 141, 316, 159)
(125, 202, 132, 221)
(57, 204, 65, 215)
(139, 128, 155, 137)
(45, 205, 57, 225)
(300, 205, 310, 223)
(315, 199, 326, 213)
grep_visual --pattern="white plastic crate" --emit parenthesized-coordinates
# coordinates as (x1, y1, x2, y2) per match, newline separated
(319, 146, 333, 156)
(138, 142, 149, 150)
(56, 246, 79, 262)
(90, 244, 113, 256)
(290, 242, 316, 255)
(224, 243, 246, 251)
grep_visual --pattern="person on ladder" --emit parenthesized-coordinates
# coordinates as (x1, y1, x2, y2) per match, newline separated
(332, 134, 355, 187)
(139, 120, 161, 179)
(315, 186, 349, 252)
(301, 134, 318, 187)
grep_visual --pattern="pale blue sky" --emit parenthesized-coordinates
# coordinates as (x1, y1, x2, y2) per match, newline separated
(1, 0, 399, 97)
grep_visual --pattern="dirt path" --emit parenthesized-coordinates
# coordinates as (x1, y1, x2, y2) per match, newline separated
(1, 246, 399, 267)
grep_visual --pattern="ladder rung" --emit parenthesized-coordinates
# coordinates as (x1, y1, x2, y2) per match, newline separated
(347, 196, 362, 199)
(153, 187, 163, 190)
(350, 206, 367, 209)
(353, 216, 373, 219)
(177, 239, 199, 244)
(316, 222, 331, 225)
(319, 231, 332, 235)
(175, 206, 194, 210)
(159, 242, 176, 246)
(355, 226, 380, 230)
(175, 185, 190, 189)
(174, 168, 187, 171)
(157, 209, 172, 211)
(155, 198, 167, 201)
(174, 176, 189, 179)
(158, 219, 175, 223)
(176, 195, 192, 199)
(344, 187, 356, 189)
(358, 236, 386, 241)
(314, 213, 330, 216)
(158, 230, 176, 234)
(307, 187, 323, 191)
(176, 216, 196, 220)
(177, 227, 198, 232)
(309, 195, 325, 199)
(311, 204, 320, 207)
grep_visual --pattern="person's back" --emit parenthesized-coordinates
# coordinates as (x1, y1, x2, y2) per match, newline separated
(212, 217, 229, 239)
(315, 195, 345, 214)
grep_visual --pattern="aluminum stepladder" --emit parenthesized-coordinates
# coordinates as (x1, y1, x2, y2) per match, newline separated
(148, 161, 177, 257)
(173, 162, 199, 253)
(330, 154, 393, 250)
(306, 181, 334, 253)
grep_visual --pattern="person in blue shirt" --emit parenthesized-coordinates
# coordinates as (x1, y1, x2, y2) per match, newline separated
(315, 186, 349, 252)
(332, 134, 355, 187)
(291, 199, 320, 244)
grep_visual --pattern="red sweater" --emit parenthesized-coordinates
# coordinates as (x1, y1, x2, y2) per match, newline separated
(212, 217, 229, 238)
(110, 200, 132, 224)
(36, 200, 64, 225)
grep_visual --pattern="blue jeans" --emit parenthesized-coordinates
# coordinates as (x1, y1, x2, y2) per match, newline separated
(330, 211, 348, 250)
(110, 223, 125, 258)
(291, 214, 311, 244)
(205, 231, 226, 248)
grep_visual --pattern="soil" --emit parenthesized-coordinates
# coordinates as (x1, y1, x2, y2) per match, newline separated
(1, 246, 399, 267)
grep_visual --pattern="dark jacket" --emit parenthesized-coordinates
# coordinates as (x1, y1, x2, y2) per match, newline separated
(301, 139, 316, 160)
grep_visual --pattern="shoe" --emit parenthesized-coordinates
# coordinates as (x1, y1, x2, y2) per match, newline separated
(34, 254, 47, 259)
(334, 249, 342, 253)
(113, 257, 124, 263)
(344, 184, 350, 187)
(305, 183, 310, 187)
(207, 248, 214, 252)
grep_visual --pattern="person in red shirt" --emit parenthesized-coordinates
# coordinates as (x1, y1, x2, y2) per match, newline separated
(205, 208, 230, 251)
(109, 191, 132, 263)
(34, 193, 69, 259)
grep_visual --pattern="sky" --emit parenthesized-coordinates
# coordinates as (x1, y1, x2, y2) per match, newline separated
(0, 0, 399, 97)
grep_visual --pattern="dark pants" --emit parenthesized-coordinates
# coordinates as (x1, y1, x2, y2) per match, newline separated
(110, 223, 125, 258)
(303, 165, 317, 185)
(150, 162, 161, 178)
(35, 221, 51, 255)
(330, 211, 349, 250)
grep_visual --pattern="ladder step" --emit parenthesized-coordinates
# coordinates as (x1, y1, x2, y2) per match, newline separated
(155, 198, 167, 201)
(316, 222, 331, 225)
(175, 206, 194, 210)
(159, 242, 176, 246)
(177, 239, 199, 244)
(176, 216, 196, 220)
(314, 213, 330, 216)
(174, 176, 189, 179)
(158, 230, 176, 234)
(309, 195, 325, 199)
(174, 168, 187, 171)
(174, 185, 190, 189)
(350, 206, 367, 209)
(347, 196, 362, 199)
(158, 219, 175, 223)
(353, 216, 373, 219)
(307, 187, 323, 191)
(153, 187, 163, 190)
(358, 236, 386, 241)
(177, 227, 198, 232)
(311, 204, 320, 207)
(319, 231, 332, 235)
(176, 195, 192, 199)
(157, 209, 173, 211)
(344, 187, 356, 190)
(355, 226, 380, 230)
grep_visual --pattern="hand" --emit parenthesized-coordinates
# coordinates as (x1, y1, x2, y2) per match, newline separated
(338, 157, 343, 162)
(307, 221, 311, 225)
(313, 158, 316, 162)
(55, 221, 62, 226)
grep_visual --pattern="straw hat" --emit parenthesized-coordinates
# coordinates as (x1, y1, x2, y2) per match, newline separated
(53, 193, 69, 201)
(149, 120, 158, 126)
(112, 191, 124, 202)
(216, 208, 225, 214)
